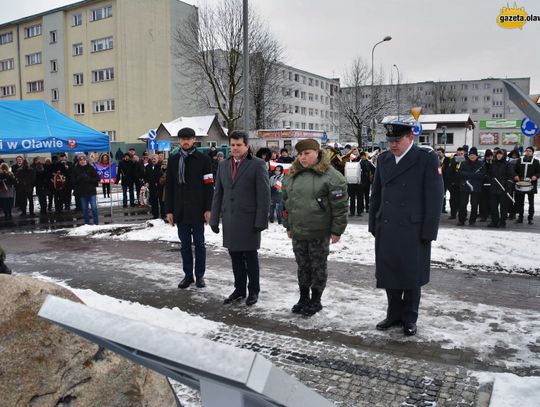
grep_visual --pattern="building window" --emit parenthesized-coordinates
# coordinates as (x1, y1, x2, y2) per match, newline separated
(484, 96, 491, 102)
(74, 103, 85, 115)
(301, 91, 306, 100)
(92, 67, 114, 82)
(90, 5, 113, 21)
(472, 108, 478, 113)
(472, 96, 479, 102)
(461, 84, 468, 90)
(0, 85, 15, 97)
(0, 32, 13, 45)
(72, 14, 82, 26)
(27, 80, 44, 93)
(308, 78, 313, 86)
(315, 79, 319, 86)
(301, 122, 306, 129)
(301, 107, 306, 115)
(24, 24, 42, 39)
(492, 113, 503, 119)
(309, 108, 314, 116)
(93, 99, 115, 113)
(91, 36, 113, 52)
(294, 74, 299, 82)
(472, 83, 479, 89)
(309, 123, 314, 130)
(73, 43, 83, 56)
(25, 52, 42, 66)
(103, 130, 116, 141)
(484, 83, 491, 89)
(293, 89, 299, 98)
(0, 58, 14, 71)
(73, 73, 84, 85)
(308, 93, 313, 101)
(50, 30, 57, 44)
(437, 132, 454, 145)
(493, 100, 503, 106)
(50, 60, 58, 72)
(294, 105, 299, 113)
(51, 88, 59, 101)
(461, 97, 467, 102)
(493, 88, 504, 94)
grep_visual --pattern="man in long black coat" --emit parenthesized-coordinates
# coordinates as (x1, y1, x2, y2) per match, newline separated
(165, 127, 214, 289)
(209, 131, 270, 306)
(369, 122, 443, 336)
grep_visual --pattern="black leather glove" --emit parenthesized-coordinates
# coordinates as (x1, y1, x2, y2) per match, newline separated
(210, 225, 220, 234)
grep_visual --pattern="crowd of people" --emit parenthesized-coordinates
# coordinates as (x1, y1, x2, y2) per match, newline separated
(438, 145, 540, 227)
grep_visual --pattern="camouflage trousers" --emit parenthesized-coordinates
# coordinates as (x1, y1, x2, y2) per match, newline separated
(292, 237, 330, 291)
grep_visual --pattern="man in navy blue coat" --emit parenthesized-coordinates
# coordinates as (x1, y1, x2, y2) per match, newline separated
(369, 122, 443, 336)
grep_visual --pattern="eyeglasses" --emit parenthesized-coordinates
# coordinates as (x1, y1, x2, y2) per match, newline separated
(79, 157, 87, 161)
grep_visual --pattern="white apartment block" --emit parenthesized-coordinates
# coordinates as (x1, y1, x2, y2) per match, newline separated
(272, 64, 340, 137)
(0, 0, 197, 144)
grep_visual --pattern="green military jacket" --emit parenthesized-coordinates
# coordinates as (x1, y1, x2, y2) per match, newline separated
(282, 149, 348, 240)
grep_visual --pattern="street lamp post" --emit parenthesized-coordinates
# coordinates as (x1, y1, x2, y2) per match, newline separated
(370, 35, 392, 143)
(243, 0, 249, 132)
(392, 64, 400, 120)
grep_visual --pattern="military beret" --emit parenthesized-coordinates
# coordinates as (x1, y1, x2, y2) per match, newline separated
(384, 121, 414, 142)
(177, 127, 196, 138)
(295, 139, 320, 153)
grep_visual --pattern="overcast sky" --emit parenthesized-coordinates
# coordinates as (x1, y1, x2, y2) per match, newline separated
(1, 0, 539, 92)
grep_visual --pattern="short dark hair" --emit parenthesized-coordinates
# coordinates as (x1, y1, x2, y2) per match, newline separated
(280, 148, 288, 154)
(437, 147, 445, 153)
(526, 146, 535, 152)
(456, 147, 464, 152)
(230, 130, 248, 145)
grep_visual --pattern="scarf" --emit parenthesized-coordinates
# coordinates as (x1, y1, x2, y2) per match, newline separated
(178, 147, 195, 184)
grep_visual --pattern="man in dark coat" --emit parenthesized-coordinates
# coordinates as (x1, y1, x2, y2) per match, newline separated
(369, 122, 443, 336)
(144, 154, 164, 219)
(457, 147, 485, 226)
(210, 131, 271, 306)
(72, 154, 100, 225)
(165, 127, 214, 289)
(446, 147, 465, 219)
(116, 153, 136, 207)
(488, 149, 516, 228)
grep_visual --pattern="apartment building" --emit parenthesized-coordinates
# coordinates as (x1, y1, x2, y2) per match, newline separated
(272, 64, 340, 137)
(0, 0, 197, 143)
(343, 77, 532, 148)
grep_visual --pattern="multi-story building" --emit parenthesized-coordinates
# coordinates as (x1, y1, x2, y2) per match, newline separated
(271, 64, 340, 137)
(0, 0, 197, 144)
(343, 77, 533, 149)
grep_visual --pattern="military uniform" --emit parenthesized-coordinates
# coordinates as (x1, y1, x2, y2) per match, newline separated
(369, 122, 443, 336)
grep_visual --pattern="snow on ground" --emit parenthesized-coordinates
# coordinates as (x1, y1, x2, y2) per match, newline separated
(58, 221, 540, 372)
(68, 220, 539, 275)
(31, 273, 540, 407)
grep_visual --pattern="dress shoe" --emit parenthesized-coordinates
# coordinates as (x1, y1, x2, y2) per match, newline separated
(223, 290, 245, 304)
(457, 222, 465, 226)
(498, 222, 506, 228)
(515, 217, 523, 224)
(507, 214, 516, 220)
(468, 222, 476, 227)
(246, 294, 259, 306)
(177, 277, 194, 289)
(195, 278, 206, 288)
(478, 218, 487, 222)
(403, 322, 417, 336)
(528, 219, 534, 225)
(487, 223, 498, 228)
(375, 318, 403, 331)
(448, 216, 456, 220)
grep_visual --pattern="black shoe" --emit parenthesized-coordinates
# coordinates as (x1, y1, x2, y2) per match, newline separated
(123, 205, 128, 208)
(246, 294, 258, 306)
(376, 318, 403, 331)
(403, 322, 417, 336)
(269, 218, 274, 223)
(292, 287, 310, 314)
(195, 278, 206, 288)
(478, 218, 487, 222)
(457, 222, 465, 226)
(357, 213, 363, 217)
(515, 218, 523, 224)
(177, 277, 194, 289)
(448, 216, 456, 220)
(528, 219, 534, 225)
(302, 300, 322, 316)
(487, 223, 498, 228)
(469, 222, 476, 227)
(499, 222, 506, 228)
(508, 214, 515, 220)
(349, 212, 355, 217)
(441, 209, 448, 214)
(223, 290, 246, 304)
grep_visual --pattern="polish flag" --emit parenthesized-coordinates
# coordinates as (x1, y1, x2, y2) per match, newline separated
(203, 173, 214, 184)
(269, 160, 293, 173)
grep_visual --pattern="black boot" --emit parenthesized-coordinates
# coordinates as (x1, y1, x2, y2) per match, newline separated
(302, 288, 323, 316)
(291, 286, 310, 314)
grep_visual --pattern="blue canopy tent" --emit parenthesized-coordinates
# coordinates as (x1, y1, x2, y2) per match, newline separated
(0, 100, 109, 154)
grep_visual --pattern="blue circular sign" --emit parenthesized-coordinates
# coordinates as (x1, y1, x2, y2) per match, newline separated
(412, 122, 422, 136)
(148, 129, 157, 140)
(521, 117, 539, 137)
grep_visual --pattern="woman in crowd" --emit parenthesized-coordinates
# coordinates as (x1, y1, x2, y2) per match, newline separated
(72, 154, 100, 225)
(15, 159, 36, 217)
(0, 163, 16, 220)
(269, 165, 284, 224)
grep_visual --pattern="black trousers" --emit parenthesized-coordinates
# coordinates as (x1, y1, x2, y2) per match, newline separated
(449, 184, 460, 217)
(347, 184, 362, 215)
(229, 250, 260, 296)
(148, 186, 159, 219)
(515, 191, 535, 220)
(490, 194, 508, 225)
(385, 288, 421, 324)
(360, 184, 370, 213)
(459, 191, 480, 224)
(479, 187, 491, 219)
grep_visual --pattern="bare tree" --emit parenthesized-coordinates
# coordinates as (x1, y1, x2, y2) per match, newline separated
(336, 57, 394, 146)
(405, 82, 462, 114)
(174, 0, 284, 133)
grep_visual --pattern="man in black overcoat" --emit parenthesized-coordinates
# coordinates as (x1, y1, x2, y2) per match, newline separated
(369, 122, 444, 336)
(165, 127, 214, 289)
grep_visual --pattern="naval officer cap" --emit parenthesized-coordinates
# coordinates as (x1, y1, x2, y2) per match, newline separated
(384, 121, 414, 141)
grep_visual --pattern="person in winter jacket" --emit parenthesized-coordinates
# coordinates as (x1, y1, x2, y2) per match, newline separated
(144, 154, 164, 219)
(457, 147, 485, 226)
(72, 154, 100, 225)
(513, 146, 540, 224)
(0, 245, 12, 274)
(15, 160, 36, 217)
(282, 139, 348, 316)
(488, 149, 515, 228)
(0, 163, 16, 220)
(268, 165, 284, 223)
(116, 153, 136, 207)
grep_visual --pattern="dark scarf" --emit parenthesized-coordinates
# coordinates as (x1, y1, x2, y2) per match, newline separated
(178, 147, 196, 184)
